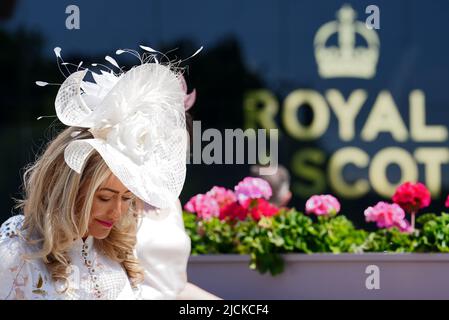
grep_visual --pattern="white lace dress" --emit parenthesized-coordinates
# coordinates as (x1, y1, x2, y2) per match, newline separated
(0, 200, 192, 300)
(136, 200, 191, 299)
(0, 215, 138, 300)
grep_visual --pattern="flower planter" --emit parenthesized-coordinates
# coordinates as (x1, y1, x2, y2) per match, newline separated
(187, 253, 449, 299)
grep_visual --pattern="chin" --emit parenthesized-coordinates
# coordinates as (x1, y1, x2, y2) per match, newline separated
(89, 229, 112, 240)
(93, 232, 111, 240)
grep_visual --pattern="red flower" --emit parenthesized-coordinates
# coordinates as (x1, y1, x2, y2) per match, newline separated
(244, 198, 279, 221)
(392, 182, 431, 213)
(219, 201, 248, 221)
(445, 195, 449, 208)
(219, 198, 280, 221)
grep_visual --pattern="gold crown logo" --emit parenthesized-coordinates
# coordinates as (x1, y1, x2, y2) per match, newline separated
(314, 4, 380, 79)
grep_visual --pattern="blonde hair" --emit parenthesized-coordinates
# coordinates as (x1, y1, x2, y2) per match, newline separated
(15, 126, 144, 287)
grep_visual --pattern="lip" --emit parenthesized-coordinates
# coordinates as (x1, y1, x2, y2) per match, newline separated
(95, 219, 114, 228)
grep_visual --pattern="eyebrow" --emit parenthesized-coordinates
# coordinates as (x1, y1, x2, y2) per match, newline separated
(98, 187, 132, 194)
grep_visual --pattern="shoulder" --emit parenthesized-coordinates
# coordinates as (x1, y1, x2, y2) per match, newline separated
(0, 215, 28, 257)
(0, 215, 25, 240)
(0, 215, 27, 253)
(0, 215, 32, 299)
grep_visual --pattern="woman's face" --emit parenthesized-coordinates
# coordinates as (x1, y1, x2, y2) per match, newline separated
(87, 174, 133, 239)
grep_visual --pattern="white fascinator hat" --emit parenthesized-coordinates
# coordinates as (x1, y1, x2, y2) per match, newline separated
(37, 45, 200, 209)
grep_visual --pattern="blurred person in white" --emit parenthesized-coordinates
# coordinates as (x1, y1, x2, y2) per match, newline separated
(250, 164, 292, 208)
(0, 46, 218, 299)
(136, 78, 220, 300)
(136, 200, 220, 299)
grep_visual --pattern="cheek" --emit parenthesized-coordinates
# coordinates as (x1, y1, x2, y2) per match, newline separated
(123, 201, 132, 213)
(89, 198, 132, 220)
(90, 199, 109, 219)
(118, 203, 131, 219)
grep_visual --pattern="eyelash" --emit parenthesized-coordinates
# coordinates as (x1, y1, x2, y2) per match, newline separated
(98, 197, 132, 202)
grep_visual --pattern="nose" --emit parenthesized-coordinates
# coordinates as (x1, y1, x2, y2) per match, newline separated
(108, 198, 122, 221)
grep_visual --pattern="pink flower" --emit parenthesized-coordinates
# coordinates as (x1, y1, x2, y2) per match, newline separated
(305, 195, 341, 216)
(397, 220, 414, 233)
(234, 177, 272, 205)
(184, 194, 220, 220)
(206, 186, 236, 209)
(392, 182, 431, 213)
(364, 202, 411, 232)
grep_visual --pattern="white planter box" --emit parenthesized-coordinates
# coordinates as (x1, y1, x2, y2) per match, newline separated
(187, 253, 449, 299)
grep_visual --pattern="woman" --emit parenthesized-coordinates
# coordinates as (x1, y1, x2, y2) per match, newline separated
(0, 47, 193, 299)
(0, 129, 143, 299)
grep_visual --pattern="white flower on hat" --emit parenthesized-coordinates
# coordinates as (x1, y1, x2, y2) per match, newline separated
(105, 112, 153, 164)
